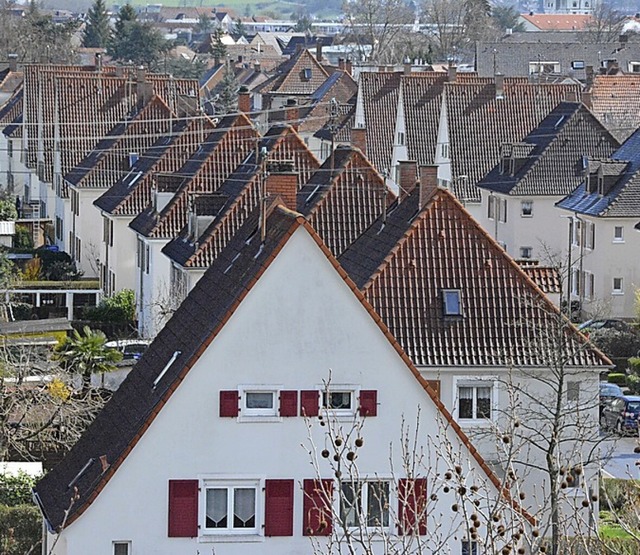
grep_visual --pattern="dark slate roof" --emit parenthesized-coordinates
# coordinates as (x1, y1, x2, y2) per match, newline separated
(477, 102, 619, 197)
(34, 205, 302, 531)
(339, 186, 609, 368)
(0, 86, 22, 125)
(556, 128, 640, 218)
(3, 113, 21, 138)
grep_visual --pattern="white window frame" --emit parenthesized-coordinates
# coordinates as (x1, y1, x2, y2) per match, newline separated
(584, 221, 595, 250)
(520, 200, 533, 217)
(112, 541, 131, 555)
(612, 277, 624, 295)
(584, 271, 594, 300)
(628, 62, 640, 73)
(613, 225, 624, 243)
(339, 478, 392, 531)
(519, 246, 533, 259)
(571, 268, 580, 297)
(571, 218, 582, 247)
(462, 539, 479, 555)
(442, 289, 462, 316)
(199, 476, 264, 540)
(529, 61, 560, 74)
(487, 195, 496, 220)
(498, 198, 507, 223)
(238, 385, 280, 421)
(319, 384, 359, 418)
(453, 377, 496, 425)
(441, 142, 449, 158)
(397, 131, 405, 146)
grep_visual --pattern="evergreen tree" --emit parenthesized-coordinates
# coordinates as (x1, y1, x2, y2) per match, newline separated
(217, 63, 237, 114)
(83, 0, 110, 48)
(210, 28, 228, 64)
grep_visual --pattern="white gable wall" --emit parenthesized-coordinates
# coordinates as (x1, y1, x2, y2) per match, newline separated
(50, 227, 514, 555)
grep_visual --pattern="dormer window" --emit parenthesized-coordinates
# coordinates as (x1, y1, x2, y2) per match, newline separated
(442, 289, 462, 316)
(302, 68, 312, 80)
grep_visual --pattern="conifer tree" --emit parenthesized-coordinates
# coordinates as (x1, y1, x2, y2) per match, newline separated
(83, 0, 110, 48)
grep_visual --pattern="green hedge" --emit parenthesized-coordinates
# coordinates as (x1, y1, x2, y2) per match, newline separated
(0, 504, 41, 554)
(608, 373, 628, 386)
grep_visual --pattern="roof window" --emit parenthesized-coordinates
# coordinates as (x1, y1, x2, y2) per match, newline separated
(442, 290, 462, 317)
(302, 68, 312, 80)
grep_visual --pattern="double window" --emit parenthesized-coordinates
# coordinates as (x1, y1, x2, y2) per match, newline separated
(204, 481, 259, 533)
(520, 200, 533, 217)
(112, 542, 131, 555)
(456, 381, 493, 421)
(340, 480, 390, 529)
(613, 226, 624, 243)
(613, 277, 624, 295)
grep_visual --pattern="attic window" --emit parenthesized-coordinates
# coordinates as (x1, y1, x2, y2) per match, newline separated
(629, 62, 640, 73)
(442, 290, 462, 316)
(302, 68, 312, 81)
(571, 60, 585, 70)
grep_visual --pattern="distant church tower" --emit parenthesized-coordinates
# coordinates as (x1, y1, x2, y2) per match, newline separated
(544, 0, 593, 15)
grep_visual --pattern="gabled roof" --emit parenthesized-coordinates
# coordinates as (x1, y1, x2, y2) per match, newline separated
(162, 124, 321, 267)
(589, 75, 640, 142)
(519, 13, 593, 31)
(94, 116, 216, 216)
(0, 86, 23, 129)
(129, 112, 259, 238)
(34, 201, 530, 531)
(298, 71, 356, 134)
(556, 128, 640, 218)
(477, 102, 619, 197)
(339, 186, 610, 368)
(519, 261, 561, 295)
(257, 48, 329, 96)
(65, 96, 175, 189)
(313, 100, 355, 143)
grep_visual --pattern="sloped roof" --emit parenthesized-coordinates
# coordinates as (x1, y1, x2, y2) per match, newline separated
(0, 86, 23, 129)
(589, 75, 640, 142)
(339, 186, 610, 368)
(93, 117, 216, 216)
(519, 13, 593, 31)
(257, 48, 329, 96)
(313, 100, 355, 143)
(556, 128, 640, 218)
(65, 96, 175, 189)
(298, 71, 356, 134)
(519, 261, 562, 295)
(477, 102, 619, 197)
(34, 202, 529, 531)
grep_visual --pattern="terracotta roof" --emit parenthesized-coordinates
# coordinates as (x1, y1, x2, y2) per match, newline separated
(0, 69, 22, 95)
(313, 100, 355, 143)
(298, 71, 357, 134)
(257, 48, 329, 96)
(339, 186, 610, 368)
(589, 75, 640, 142)
(65, 96, 175, 189)
(34, 202, 530, 531)
(477, 102, 619, 197)
(520, 13, 593, 31)
(94, 116, 216, 216)
(557, 129, 640, 218)
(519, 261, 562, 295)
(162, 124, 321, 266)
(129, 113, 260, 238)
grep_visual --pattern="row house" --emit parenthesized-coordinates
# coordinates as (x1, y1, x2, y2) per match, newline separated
(585, 74, 640, 142)
(353, 69, 581, 221)
(475, 101, 619, 267)
(35, 204, 536, 555)
(557, 129, 640, 319)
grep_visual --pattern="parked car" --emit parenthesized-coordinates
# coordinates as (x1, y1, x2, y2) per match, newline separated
(578, 319, 635, 334)
(599, 382, 624, 422)
(105, 339, 150, 361)
(601, 395, 640, 435)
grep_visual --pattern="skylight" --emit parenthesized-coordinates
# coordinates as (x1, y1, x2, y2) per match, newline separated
(442, 290, 462, 316)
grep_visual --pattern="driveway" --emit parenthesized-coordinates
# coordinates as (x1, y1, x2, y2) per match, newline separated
(602, 434, 640, 479)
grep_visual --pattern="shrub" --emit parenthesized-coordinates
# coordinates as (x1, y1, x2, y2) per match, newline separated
(0, 504, 41, 554)
(608, 373, 627, 386)
(83, 289, 136, 325)
(590, 329, 640, 360)
(627, 374, 640, 395)
(0, 472, 37, 506)
(13, 225, 32, 249)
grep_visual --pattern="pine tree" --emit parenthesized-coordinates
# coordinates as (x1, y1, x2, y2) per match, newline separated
(210, 28, 228, 65)
(218, 63, 238, 114)
(83, 0, 110, 48)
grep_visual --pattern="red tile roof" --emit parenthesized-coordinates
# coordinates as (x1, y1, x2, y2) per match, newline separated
(258, 48, 329, 96)
(589, 75, 640, 142)
(520, 13, 593, 31)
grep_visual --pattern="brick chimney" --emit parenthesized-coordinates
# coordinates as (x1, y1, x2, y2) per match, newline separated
(238, 86, 251, 114)
(582, 90, 592, 109)
(404, 59, 411, 76)
(495, 73, 504, 100)
(115, 66, 124, 78)
(285, 98, 299, 131)
(338, 58, 345, 71)
(266, 171, 298, 211)
(345, 59, 352, 76)
(95, 52, 102, 72)
(585, 65, 594, 87)
(136, 66, 153, 107)
(419, 165, 438, 207)
(7, 54, 17, 73)
(254, 61, 261, 73)
(398, 160, 418, 200)
(351, 127, 366, 155)
(316, 41, 323, 63)
(448, 64, 457, 83)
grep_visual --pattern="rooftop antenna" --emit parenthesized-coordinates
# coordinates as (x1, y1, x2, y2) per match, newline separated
(259, 144, 269, 242)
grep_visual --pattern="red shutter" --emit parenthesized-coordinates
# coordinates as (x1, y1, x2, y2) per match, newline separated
(168, 480, 198, 537)
(279, 391, 298, 417)
(359, 390, 378, 416)
(303, 479, 333, 536)
(219, 390, 239, 417)
(300, 390, 319, 417)
(265, 479, 294, 536)
(398, 478, 427, 535)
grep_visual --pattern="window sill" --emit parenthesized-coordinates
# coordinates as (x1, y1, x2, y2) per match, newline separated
(612, 240, 625, 244)
(612, 291, 624, 296)
(237, 415, 282, 423)
(520, 214, 533, 218)
(458, 419, 493, 428)
(199, 533, 264, 543)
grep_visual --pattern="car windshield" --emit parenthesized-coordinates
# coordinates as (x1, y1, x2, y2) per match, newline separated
(627, 402, 640, 412)
(601, 384, 623, 396)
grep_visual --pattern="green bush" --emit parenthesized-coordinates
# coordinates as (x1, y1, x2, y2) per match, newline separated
(0, 473, 37, 506)
(590, 329, 640, 360)
(608, 373, 628, 387)
(0, 504, 42, 554)
(13, 225, 32, 249)
(83, 289, 136, 325)
(628, 374, 640, 395)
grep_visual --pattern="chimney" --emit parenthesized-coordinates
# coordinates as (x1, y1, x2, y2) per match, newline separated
(495, 73, 504, 100)
(265, 171, 298, 211)
(285, 98, 299, 131)
(7, 54, 17, 73)
(136, 66, 153, 108)
(398, 160, 418, 200)
(403, 58, 411, 76)
(136, 66, 146, 84)
(582, 90, 592, 109)
(338, 58, 345, 71)
(351, 126, 366, 155)
(316, 40, 323, 63)
(585, 65, 594, 87)
(345, 59, 352, 76)
(95, 52, 102, 72)
(418, 165, 438, 208)
(115, 65, 124, 78)
(565, 89, 578, 102)
(254, 61, 261, 72)
(238, 86, 251, 114)
(448, 63, 457, 83)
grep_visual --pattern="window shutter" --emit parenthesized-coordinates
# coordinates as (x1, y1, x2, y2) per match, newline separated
(300, 390, 319, 417)
(279, 390, 298, 417)
(426, 380, 441, 400)
(398, 478, 427, 536)
(359, 390, 377, 416)
(219, 390, 239, 417)
(168, 480, 198, 537)
(265, 479, 294, 536)
(303, 479, 333, 536)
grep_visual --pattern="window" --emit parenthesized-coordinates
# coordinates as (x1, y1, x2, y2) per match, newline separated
(571, 60, 585, 70)
(519, 246, 533, 259)
(203, 480, 259, 534)
(441, 142, 449, 158)
(498, 198, 507, 223)
(584, 221, 595, 250)
(340, 480, 390, 529)
(462, 540, 478, 555)
(571, 218, 582, 246)
(322, 390, 353, 410)
(244, 389, 276, 416)
(629, 62, 640, 73)
(113, 542, 130, 555)
(567, 381, 580, 403)
(397, 132, 405, 145)
(521, 200, 533, 217)
(442, 289, 462, 316)
(302, 68, 312, 80)
(571, 268, 580, 296)
(529, 61, 560, 74)
(613, 226, 624, 242)
(487, 195, 496, 220)
(584, 271, 595, 300)
(613, 277, 624, 294)
(458, 384, 492, 420)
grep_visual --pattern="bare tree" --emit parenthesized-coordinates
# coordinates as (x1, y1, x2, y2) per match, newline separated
(584, 2, 626, 43)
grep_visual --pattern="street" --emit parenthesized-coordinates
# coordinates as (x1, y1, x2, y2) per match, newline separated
(602, 433, 640, 479)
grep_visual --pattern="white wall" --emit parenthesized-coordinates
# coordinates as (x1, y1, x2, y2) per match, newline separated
(50, 227, 518, 555)
(138, 237, 172, 338)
